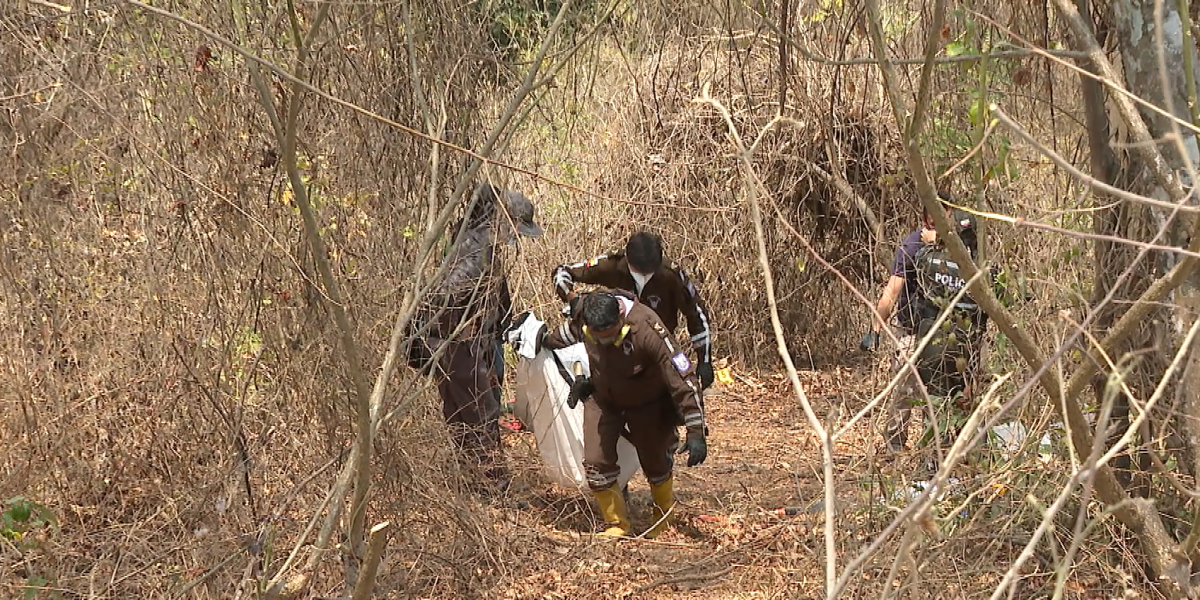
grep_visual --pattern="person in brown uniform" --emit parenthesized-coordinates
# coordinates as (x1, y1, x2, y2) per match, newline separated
(538, 289, 708, 538)
(422, 182, 542, 490)
(552, 231, 716, 390)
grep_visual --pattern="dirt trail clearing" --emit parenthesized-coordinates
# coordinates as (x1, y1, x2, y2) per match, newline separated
(482, 364, 904, 600)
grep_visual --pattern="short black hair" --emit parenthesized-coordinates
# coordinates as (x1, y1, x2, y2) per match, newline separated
(625, 231, 663, 273)
(921, 190, 956, 220)
(581, 292, 621, 331)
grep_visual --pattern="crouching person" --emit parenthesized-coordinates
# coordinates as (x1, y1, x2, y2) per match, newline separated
(540, 289, 708, 538)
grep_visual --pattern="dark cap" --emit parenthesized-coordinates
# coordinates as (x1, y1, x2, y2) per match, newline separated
(950, 208, 975, 233)
(499, 188, 543, 238)
(950, 208, 977, 248)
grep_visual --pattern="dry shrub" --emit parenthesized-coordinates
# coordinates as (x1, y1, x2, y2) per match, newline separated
(1, 0, 1159, 598)
(504, 30, 913, 368)
(0, 1, 528, 596)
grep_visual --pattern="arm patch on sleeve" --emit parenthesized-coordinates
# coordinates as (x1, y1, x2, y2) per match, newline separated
(671, 352, 692, 373)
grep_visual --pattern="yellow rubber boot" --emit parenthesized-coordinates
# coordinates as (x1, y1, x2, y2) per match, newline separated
(645, 476, 675, 539)
(592, 485, 630, 537)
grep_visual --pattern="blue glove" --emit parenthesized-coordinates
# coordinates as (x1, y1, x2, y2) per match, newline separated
(678, 428, 708, 467)
(567, 376, 594, 409)
(860, 330, 880, 352)
(696, 361, 714, 390)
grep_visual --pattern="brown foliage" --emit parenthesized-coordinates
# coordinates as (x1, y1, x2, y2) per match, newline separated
(0, 0, 1165, 598)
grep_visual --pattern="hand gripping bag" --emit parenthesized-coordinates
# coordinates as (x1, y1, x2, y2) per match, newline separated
(506, 312, 641, 490)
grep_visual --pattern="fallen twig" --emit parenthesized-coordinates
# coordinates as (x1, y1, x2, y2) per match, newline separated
(697, 504, 821, 523)
(635, 565, 736, 593)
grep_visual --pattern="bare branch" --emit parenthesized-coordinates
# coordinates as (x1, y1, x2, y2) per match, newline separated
(123, 0, 676, 210)
(907, 0, 947, 141)
(0, 83, 61, 102)
(694, 90, 839, 597)
(993, 108, 1200, 214)
(970, 7, 1200, 139)
(350, 522, 392, 600)
(1050, 0, 1191, 203)
(857, 0, 1195, 591)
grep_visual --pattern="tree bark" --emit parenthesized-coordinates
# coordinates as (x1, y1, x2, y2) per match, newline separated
(1065, 0, 1200, 588)
(1109, 0, 1200, 506)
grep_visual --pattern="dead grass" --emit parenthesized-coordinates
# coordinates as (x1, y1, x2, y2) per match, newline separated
(420, 365, 1152, 600)
(0, 2, 1168, 599)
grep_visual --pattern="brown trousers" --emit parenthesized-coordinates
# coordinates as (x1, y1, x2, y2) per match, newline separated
(438, 338, 502, 471)
(583, 398, 679, 492)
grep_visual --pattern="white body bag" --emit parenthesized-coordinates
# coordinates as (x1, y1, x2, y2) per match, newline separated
(505, 311, 641, 491)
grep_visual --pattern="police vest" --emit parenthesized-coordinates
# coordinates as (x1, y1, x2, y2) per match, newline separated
(911, 245, 985, 393)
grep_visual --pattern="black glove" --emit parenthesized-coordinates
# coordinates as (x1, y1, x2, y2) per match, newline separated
(567, 376, 594, 409)
(562, 294, 584, 318)
(678, 428, 708, 467)
(696, 361, 714, 390)
(534, 323, 548, 355)
(860, 330, 880, 352)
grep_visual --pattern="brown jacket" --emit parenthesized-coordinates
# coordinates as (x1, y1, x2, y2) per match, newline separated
(544, 289, 706, 433)
(552, 251, 713, 363)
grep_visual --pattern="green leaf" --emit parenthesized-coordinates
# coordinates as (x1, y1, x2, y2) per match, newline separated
(9, 502, 32, 524)
(967, 98, 987, 127)
(24, 575, 48, 600)
(945, 40, 969, 57)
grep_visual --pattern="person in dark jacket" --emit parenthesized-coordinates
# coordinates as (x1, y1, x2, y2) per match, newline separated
(552, 232, 716, 389)
(430, 182, 542, 490)
(539, 289, 708, 538)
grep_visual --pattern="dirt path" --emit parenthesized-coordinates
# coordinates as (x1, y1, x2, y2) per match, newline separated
(487, 365, 890, 600)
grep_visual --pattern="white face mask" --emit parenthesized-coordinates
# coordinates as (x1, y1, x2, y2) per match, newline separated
(630, 270, 654, 294)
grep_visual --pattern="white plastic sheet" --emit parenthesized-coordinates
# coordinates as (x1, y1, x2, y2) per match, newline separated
(506, 312, 641, 491)
(989, 421, 1055, 463)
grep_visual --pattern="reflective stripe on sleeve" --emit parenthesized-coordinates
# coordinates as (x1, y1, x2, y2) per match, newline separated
(553, 266, 574, 295)
(558, 322, 576, 344)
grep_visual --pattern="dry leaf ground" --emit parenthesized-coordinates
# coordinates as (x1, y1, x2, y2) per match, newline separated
(385, 358, 1148, 600)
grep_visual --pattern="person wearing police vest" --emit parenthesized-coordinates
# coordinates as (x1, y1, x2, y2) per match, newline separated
(536, 289, 708, 538)
(860, 191, 978, 453)
(552, 231, 716, 390)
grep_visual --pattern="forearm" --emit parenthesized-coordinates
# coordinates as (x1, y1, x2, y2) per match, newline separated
(541, 319, 580, 350)
(873, 276, 904, 332)
(670, 373, 706, 431)
(677, 394, 706, 431)
(687, 318, 712, 363)
(873, 296, 895, 332)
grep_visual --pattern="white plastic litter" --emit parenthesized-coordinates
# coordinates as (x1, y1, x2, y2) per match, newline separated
(892, 477, 963, 503)
(507, 311, 642, 491)
(989, 421, 1055, 462)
